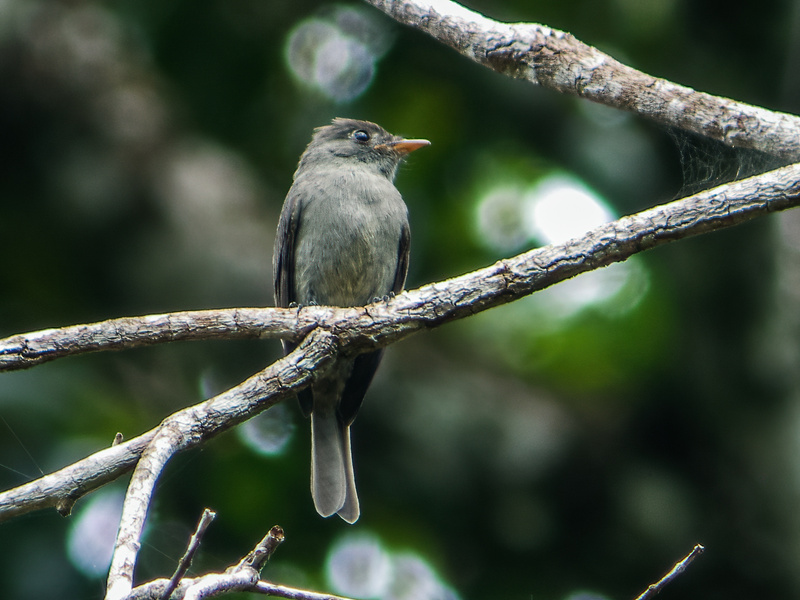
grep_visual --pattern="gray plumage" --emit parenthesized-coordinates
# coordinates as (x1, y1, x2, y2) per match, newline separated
(273, 118, 429, 523)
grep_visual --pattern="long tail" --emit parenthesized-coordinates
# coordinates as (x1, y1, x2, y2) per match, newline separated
(311, 410, 360, 523)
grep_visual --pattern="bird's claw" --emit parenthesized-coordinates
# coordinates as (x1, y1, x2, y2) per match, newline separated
(288, 300, 318, 309)
(372, 292, 395, 303)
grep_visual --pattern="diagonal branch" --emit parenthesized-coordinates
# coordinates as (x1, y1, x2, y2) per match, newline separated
(102, 331, 335, 599)
(2, 162, 800, 524)
(363, 0, 800, 160)
(160, 509, 218, 600)
(2, 161, 800, 373)
(634, 544, 705, 600)
(0, 430, 157, 521)
(0, 330, 336, 524)
(106, 423, 191, 600)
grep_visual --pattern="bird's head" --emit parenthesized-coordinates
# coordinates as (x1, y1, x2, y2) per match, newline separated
(296, 118, 430, 180)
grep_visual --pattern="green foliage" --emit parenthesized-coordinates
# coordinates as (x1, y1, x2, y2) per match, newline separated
(0, 0, 797, 599)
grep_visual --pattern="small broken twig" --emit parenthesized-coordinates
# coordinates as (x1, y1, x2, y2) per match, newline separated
(160, 508, 217, 600)
(232, 525, 285, 573)
(634, 544, 705, 600)
(126, 522, 335, 600)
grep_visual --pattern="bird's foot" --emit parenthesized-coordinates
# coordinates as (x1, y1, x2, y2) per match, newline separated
(288, 300, 318, 309)
(371, 292, 396, 303)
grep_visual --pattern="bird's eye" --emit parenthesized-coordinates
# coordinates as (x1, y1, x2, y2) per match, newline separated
(353, 130, 370, 142)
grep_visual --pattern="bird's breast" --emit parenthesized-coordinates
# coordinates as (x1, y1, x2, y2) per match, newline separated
(293, 172, 407, 307)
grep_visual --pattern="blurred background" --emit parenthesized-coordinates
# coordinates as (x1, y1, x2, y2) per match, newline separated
(2, 0, 800, 598)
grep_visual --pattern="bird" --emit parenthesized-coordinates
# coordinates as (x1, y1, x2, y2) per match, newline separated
(273, 118, 429, 523)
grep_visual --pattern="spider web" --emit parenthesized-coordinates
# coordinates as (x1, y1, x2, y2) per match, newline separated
(668, 127, 785, 197)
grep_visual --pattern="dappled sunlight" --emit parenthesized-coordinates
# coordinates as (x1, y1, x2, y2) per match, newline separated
(326, 533, 459, 600)
(237, 402, 296, 457)
(468, 172, 664, 395)
(66, 487, 124, 578)
(563, 592, 612, 600)
(285, 6, 392, 102)
(524, 175, 615, 245)
(475, 172, 649, 320)
(326, 534, 392, 598)
(474, 184, 531, 253)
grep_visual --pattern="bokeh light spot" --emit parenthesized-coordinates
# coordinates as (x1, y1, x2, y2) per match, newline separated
(564, 592, 612, 600)
(325, 534, 461, 600)
(525, 174, 615, 245)
(238, 402, 295, 456)
(475, 185, 529, 253)
(385, 554, 459, 600)
(285, 7, 391, 103)
(474, 171, 649, 318)
(523, 175, 649, 318)
(536, 257, 649, 320)
(66, 487, 124, 578)
(326, 533, 392, 598)
(313, 35, 373, 102)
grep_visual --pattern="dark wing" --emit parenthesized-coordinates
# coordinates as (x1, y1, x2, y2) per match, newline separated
(273, 186, 315, 416)
(392, 222, 411, 294)
(338, 223, 411, 426)
(273, 187, 302, 310)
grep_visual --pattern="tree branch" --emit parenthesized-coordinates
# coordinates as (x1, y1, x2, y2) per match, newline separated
(363, 0, 800, 160)
(0, 330, 336, 524)
(126, 523, 352, 600)
(0, 309, 293, 372)
(634, 544, 705, 600)
(2, 161, 800, 375)
(102, 333, 335, 600)
(231, 525, 285, 573)
(253, 582, 353, 600)
(106, 423, 194, 600)
(160, 509, 218, 600)
(0, 429, 157, 521)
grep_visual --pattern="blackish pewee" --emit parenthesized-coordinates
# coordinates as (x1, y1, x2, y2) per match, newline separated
(273, 118, 429, 523)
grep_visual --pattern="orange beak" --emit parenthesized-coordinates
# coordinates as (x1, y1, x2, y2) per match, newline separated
(379, 138, 431, 155)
